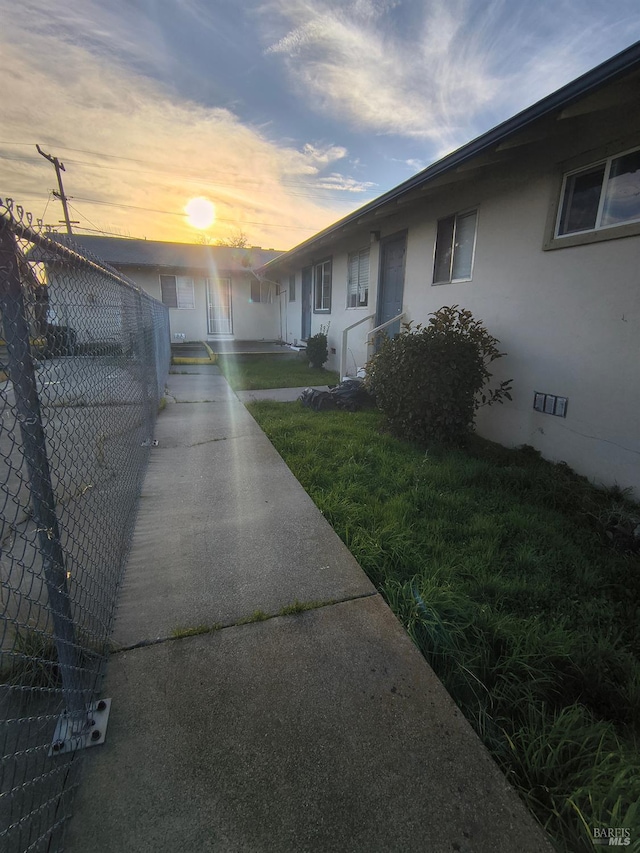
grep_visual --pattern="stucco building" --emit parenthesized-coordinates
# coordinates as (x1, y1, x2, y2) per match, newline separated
(262, 43, 640, 495)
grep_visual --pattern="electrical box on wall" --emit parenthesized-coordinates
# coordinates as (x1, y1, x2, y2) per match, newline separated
(533, 392, 568, 417)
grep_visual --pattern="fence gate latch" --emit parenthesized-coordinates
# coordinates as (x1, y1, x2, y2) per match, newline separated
(49, 698, 112, 756)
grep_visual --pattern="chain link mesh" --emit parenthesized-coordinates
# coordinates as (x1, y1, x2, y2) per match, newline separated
(0, 199, 170, 852)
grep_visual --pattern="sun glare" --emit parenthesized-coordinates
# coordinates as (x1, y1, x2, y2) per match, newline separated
(185, 197, 216, 229)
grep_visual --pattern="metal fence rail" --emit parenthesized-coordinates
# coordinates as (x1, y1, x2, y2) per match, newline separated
(0, 199, 170, 852)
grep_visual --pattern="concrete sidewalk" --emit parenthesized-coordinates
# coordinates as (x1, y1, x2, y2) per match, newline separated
(65, 367, 553, 853)
(234, 385, 330, 404)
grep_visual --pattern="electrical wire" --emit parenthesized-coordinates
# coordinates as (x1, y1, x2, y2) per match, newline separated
(67, 201, 108, 236)
(66, 195, 321, 231)
(9, 190, 326, 234)
(68, 226, 138, 238)
(40, 191, 53, 224)
(0, 149, 378, 201)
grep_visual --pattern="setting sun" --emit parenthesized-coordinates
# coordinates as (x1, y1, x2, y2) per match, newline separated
(185, 197, 216, 229)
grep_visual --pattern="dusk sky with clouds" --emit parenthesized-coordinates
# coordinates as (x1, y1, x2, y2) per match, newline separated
(1, 0, 640, 249)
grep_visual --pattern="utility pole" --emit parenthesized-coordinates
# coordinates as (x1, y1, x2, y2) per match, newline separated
(36, 144, 75, 235)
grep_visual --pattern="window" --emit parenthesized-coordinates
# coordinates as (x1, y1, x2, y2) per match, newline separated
(160, 275, 195, 309)
(250, 280, 273, 303)
(313, 258, 332, 312)
(289, 274, 296, 302)
(433, 210, 477, 284)
(347, 248, 369, 307)
(557, 147, 640, 236)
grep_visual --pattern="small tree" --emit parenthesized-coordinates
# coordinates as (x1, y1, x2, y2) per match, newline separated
(366, 306, 512, 446)
(306, 323, 329, 369)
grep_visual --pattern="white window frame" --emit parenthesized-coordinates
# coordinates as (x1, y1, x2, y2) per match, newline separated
(313, 258, 332, 313)
(555, 145, 640, 238)
(250, 280, 273, 304)
(432, 209, 478, 285)
(159, 274, 195, 309)
(347, 248, 370, 308)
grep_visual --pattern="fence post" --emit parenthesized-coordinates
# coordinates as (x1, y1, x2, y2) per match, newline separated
(0, 225, 85, 714)
(134, 290, 156, 438)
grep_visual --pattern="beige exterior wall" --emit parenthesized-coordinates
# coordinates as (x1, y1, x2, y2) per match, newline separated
(402, 165, 639, 496)
(279, 240, 382, 371)
(276, 131, 640, 496)
(116, 267, 279, 342)
(232, 276, 280, 341)
(279, 271, 305, 346)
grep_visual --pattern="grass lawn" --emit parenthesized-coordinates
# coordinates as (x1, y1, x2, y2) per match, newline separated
(217, 352, 339, 391)
(248, 401, 640, 853)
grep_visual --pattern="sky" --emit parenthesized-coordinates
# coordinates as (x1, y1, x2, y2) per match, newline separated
(1, 0, 639, 250)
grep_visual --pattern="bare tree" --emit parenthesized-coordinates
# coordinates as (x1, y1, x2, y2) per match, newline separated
(214, 231, 249, 248)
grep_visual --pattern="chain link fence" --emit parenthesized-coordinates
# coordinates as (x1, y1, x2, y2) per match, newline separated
(0, 199, 170, 852)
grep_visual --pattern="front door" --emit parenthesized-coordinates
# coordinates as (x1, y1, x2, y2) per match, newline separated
(301, 266, 312, 340)
(207, 277, 232, 335)
(376, 232, 406, 340)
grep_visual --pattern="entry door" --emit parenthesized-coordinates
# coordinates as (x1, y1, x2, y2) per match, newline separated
(301, 266, 312, 340)
(376, 232, 406, 340)
(207, 277, 232, 335)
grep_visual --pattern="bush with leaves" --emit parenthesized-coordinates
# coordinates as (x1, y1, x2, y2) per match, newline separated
(306, 323, 329, 368)
(366, 305, 512, 446)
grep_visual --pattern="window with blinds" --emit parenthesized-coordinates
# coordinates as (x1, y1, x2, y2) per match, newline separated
(160, 274, 195, 309)
(347, 248, 369, 308)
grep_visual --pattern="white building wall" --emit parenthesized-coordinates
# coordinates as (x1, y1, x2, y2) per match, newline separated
(278, 273, 299, 345)
(400, 165, 640, 495)
(118, 268, 206, 341)
(232, 275, 279, 340)
(275, 150, 640, 495)
(116, 268, 279, 342)
(279, 240, 383, 374)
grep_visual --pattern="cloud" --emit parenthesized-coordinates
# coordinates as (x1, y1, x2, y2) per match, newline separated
(262, 0, 496, 148)
(313, 173, 376, 192)
(262, 0, 640, 154)
(404, 159, 426, 173)
(0, 0, 366, 247)
(301, 143, 348, 168)
(3, 0, 638, 247)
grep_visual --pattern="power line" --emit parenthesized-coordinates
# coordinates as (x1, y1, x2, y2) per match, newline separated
(0, 147, 378, 200)
(5, 189, 325, 233)
(67, 201, 108, 236)
(41, 191, 53, 224)
(67, 195, 322, 231)
(67, 225, 137, 238)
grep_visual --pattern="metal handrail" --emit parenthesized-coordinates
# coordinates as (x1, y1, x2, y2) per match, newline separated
(367, 311, 405, 341)
(340, 312, 375, 378)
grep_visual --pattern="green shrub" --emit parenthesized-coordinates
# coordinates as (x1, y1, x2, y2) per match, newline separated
(366, 306, 512, 446)
(305, 324, 329, 369)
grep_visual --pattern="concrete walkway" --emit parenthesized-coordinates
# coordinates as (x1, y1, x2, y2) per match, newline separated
(65, 367, 553, 853)
(234, 385, 331, 404)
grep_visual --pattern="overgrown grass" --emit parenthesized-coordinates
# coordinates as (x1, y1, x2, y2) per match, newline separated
(218, 353, 339, 391)
(1, 628, 61, 689)
(248, 401, 640, 853)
